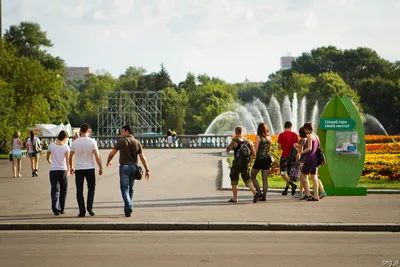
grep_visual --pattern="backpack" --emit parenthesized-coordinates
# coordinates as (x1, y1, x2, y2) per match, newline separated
(33, 138, 41, 153)
(289, 160, 300, 182)
(233, 139, 251, 169)
(315, 135, 326, 166)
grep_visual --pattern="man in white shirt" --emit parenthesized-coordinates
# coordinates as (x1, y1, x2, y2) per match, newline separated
(69, 123, 103, 217)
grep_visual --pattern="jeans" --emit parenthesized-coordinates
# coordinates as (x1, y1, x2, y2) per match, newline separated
(75, 169, 96, 215)
(119, 165, 137, 214)
(49, 170, 68, 213)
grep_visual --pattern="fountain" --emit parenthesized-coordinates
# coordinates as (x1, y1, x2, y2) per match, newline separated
(363, 114, 389, 135)
(204, 94, 389, 135)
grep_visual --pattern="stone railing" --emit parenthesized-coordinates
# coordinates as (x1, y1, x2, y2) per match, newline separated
(39, 135, 232, 149)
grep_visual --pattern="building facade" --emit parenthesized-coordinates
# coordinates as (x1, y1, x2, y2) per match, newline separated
(65, 67, 92, 81)
(280, 56, 296, 70)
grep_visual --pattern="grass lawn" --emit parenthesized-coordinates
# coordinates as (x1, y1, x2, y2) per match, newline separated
(0, 154, 9, 160)
(238, 174, 400, 189)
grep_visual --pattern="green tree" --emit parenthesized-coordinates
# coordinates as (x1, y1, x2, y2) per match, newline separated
(0, 41, 67, 152)
(162, 87, 188, 134)
(69, 72, 117, 130)
(309, 72, 361, 111)
(4, 21, 65, 72)
(117, 66, 146, 91)
(358, 77, 400, 134)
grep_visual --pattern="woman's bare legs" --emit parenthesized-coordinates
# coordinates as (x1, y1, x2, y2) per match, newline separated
(17, 158, 22, 177)
(311, 174, 319, 199)
(250, 169, 261, 194)
(12, 158, 16, 177)
(261, 170, 269, 197)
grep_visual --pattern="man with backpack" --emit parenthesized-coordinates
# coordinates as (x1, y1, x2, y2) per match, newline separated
(226, 126, 259, 203)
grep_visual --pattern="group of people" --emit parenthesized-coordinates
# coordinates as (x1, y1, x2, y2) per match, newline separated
(11, 123, 150, 217)
(10, 130, 42, 178)
(166, 129, 177, 148)
(226, 121, 327, 203)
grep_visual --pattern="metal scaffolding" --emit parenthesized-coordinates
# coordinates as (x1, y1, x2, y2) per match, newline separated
(97, 91, 162, 136)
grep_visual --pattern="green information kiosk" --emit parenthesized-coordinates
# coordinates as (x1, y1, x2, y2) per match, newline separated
(316, 95, 367, 196)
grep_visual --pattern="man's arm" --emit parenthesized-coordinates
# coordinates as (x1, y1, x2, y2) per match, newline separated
(139, 153, 150, 180)
(226, 140, 237, 152)
(106, 149, 118, 168)
(69, 151, 75, 175)
(46, 151, 51, 164)
(93, 149, 103, 175)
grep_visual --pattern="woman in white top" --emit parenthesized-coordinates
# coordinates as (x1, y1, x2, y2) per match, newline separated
(10, 131, 23, 178)
(46, 130, 70, 216)
(27, 130, 41, 177)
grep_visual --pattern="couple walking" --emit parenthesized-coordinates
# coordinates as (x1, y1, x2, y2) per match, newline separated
(9, 130, 42, 178)
(47, 123, 150, 217)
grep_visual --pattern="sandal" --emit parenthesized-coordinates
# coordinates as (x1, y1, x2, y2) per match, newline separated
(228, 199, 238, 203)
(307, 197, 320, 201)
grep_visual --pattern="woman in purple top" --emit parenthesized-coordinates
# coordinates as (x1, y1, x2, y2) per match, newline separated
(297, 122, 325, 201)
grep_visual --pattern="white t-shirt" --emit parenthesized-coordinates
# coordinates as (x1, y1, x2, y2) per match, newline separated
(12, 138, 22, 154)
(48, 143, 70, 171)
(27, 137, 41, 153)
(70, 137, 98, 170)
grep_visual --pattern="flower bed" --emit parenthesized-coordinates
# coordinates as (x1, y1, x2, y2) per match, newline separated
(362, 154, 400, 180)
(365, 135, 400, 144)
(366, 143, 400, 154)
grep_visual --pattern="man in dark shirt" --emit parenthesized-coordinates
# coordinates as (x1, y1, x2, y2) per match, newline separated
(277, 121, 299, 196)
(226, 126, 259, 203)
(106, 125, 150, 217)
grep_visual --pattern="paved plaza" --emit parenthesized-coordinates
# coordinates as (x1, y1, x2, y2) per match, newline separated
(0, 149, 399, 230)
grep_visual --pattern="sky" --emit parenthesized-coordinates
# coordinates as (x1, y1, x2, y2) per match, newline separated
(3, 0, 400, 84)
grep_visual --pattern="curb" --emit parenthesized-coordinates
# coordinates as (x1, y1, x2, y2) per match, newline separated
(0, 222, 399, 232)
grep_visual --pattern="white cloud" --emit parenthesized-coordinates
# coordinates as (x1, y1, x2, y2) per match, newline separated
(3, 0, 400, 83)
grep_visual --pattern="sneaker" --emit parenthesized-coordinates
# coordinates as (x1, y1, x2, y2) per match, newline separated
(259, 195, 267, 201)
(307, 196, 320, 201)
(319, 192, 327, 199)
(281, 190, 288, 196)
(293, 193, 301, 199)
(300, 195, 312, 200)
(125, 209, 133, 217)
(291, 184, 297, 196)
(253, 193, 260, 203)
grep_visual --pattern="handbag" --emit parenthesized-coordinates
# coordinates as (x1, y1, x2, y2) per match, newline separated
(134, 165, 143, 180)
(9, 153, 13, 161)
(124, 137, 143, 180)
(315, 135, 326, 166)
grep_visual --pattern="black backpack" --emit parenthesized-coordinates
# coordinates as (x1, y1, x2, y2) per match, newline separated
(233, 139, 251, 169)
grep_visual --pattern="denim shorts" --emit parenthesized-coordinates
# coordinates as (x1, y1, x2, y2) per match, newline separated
(28, 152, 39, 158)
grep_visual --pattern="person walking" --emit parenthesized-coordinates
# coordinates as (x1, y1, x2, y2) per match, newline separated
(26, 130, 41, 177)
(277, 121, 298, 196)
(10, 131, 23, 178)
(69, 123, 103, 217)
(226, 126, 259, 203)
(296, 126, 327, 200)
(297, 122, 326, 201)
(46, 130, 70, 216)
(106, 125, 150, 217)
(250, 123, 273, 201)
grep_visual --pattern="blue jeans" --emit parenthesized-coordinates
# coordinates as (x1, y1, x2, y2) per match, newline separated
(119, 165, 137, 214)
(49, 170, 68, 213)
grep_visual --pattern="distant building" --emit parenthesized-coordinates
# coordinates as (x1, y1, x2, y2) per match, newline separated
(65, 67, 92, 81)
(280, 56, 296, 70)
